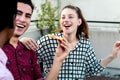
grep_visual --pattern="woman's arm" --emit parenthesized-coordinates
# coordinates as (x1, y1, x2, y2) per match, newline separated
(100, 41, 120, 67)
(45, 38, 71, 80)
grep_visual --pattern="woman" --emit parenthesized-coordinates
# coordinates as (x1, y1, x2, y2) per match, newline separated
(21, 5, 120, 80)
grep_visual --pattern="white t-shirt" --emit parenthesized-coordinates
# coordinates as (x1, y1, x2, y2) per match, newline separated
(0, 48, 14, 80)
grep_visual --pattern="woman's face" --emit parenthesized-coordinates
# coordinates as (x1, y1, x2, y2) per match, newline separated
(60, 8, 81, 35)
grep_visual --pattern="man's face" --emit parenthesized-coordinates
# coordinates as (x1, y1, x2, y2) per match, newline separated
(14, 2, 32, 37)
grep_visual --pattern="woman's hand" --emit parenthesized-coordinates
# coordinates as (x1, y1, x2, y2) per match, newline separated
(54, 37, 71, 62)
(20, 37, 39, 51)
(112, 41, 120, 58)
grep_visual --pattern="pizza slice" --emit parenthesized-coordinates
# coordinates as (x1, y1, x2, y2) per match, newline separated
(48, 34, 63, 40)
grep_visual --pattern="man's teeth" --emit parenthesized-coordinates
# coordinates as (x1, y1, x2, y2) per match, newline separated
(17, 24, 24, 28)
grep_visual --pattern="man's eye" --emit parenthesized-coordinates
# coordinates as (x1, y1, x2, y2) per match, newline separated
(16, 10, 22, 15)
(25, 15, 31, 18)
(69, 16, 73, 18)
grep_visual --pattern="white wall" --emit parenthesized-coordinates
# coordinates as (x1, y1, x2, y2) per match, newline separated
(90, 29, 120, 68)
(59, 0, 120, 22)
(31, 0, 120, 22)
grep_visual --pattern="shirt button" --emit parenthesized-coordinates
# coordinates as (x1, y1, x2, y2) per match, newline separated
(6, 61, 10, 64)
(18, 52, 22, 55)
(23, 68, 26, 71)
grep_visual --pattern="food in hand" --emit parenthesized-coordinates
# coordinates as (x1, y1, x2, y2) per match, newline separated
(116, 41, 120, 46)
(48, 34, 63, 40)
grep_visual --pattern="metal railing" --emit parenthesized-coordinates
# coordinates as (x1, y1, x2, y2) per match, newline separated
(87, 20, 120, 24)
(31, 19, 120, 24)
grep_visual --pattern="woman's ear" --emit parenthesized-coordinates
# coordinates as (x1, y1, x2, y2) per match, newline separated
(78, 19, 82, 26)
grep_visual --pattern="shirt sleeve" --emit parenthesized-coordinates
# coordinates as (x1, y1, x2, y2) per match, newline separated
(85, 41, 105, 76)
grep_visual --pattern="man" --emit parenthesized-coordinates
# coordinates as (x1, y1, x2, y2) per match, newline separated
(2, 0, 70, 80)
(0, 0, 17, 80)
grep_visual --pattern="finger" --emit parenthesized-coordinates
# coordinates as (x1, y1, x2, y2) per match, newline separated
(62, 36, 68, 42)
(25, 40, 35, 50)
(30, 39, 39, 50)
(24, 39, 37, 51)
(60, 41, 70, 52)
(62, 37, 71, 48)
(57, 39, 62, 48)
(59, 42, 70, 58)
(61, 40, 70, 49)
(25, 43, 32, 50)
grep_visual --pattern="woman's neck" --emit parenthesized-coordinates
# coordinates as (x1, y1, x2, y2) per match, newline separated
(63, 33, 78, 43)
(63, 33, 78, 50)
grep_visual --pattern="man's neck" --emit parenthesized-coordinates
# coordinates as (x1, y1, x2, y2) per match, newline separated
(10, 37, 19, 48)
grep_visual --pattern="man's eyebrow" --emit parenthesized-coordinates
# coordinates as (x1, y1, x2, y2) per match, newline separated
(17, 9, 22, 12)
(17, 9, 32, 16)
